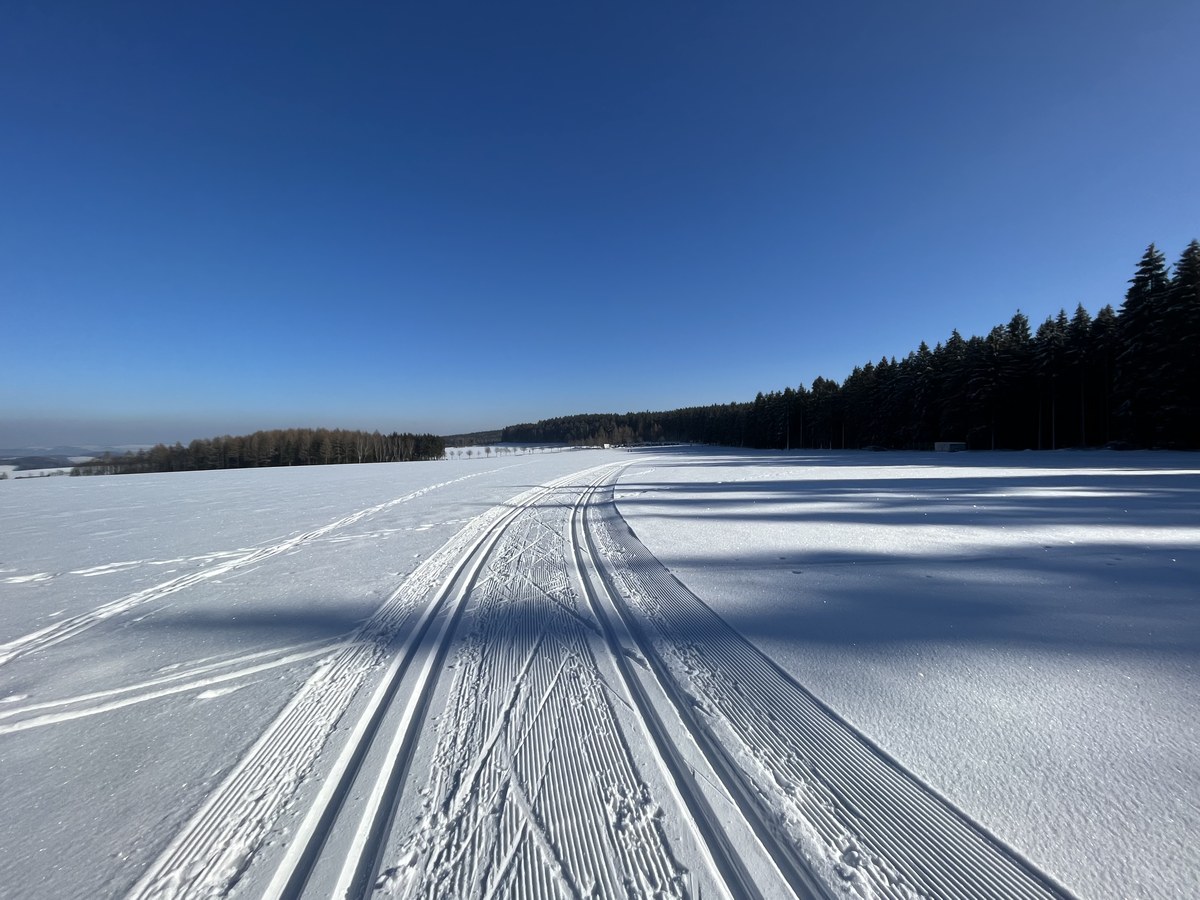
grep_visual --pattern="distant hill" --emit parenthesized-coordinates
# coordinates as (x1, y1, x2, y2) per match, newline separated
(442, 430, 503, 448)
(1, 445, 140, 459)
(0, 454, 94, 471)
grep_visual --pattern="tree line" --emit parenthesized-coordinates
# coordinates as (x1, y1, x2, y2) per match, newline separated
(72, 428, 446, 476)
(443, 430, 503, 448)
(505, 241, 1200, 451)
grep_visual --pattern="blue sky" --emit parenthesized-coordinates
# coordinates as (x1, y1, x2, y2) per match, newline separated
(2, 1, 1198, 447)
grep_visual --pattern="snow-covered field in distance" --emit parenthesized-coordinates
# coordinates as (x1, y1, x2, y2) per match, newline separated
(1, 466, 75, 479)
(0, 447, 1196, 899)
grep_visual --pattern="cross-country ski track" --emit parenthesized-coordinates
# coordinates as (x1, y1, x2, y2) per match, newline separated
(113, 460, 1077, 900)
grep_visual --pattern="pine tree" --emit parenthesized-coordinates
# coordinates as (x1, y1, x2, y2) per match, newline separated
(966, 327, 1007, 449)
(1034, 311, 1069, 449)
(1066, 304, 1093, 445)
(1090, 305, 1119, 443)
(936, 330, 970, 441)
(1159, 240, 1200, 445)
(1115, 244, 1170, 444)
(1001, 312, 1035, 447)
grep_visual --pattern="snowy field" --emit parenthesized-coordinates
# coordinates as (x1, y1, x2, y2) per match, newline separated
(616, 448, 1200, 900)
(0, 448, 1196, 899)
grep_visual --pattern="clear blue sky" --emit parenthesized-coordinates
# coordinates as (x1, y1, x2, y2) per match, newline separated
(3, 1, 1197, 447)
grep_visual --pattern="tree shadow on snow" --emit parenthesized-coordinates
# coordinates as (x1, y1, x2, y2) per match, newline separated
(624, 444, 1200, 473)
(607, 461, 1200, 663)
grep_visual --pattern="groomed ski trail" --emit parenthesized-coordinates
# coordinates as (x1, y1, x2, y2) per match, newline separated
(573, 477, 830, 900)
(374, 467, 701, 899)
(130, 464, 740, 900)
(588, 478, 1079, 900)
(128, 460, 1074, 900)
(127, 468, 586, 900)
(369, 465, 816, 900)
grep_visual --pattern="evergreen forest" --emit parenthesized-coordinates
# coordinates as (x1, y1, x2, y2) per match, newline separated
(72, 428, 446, 475)
(504, 241, 1200, 451)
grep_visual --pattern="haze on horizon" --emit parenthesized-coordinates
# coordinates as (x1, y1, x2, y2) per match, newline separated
(3, 2, 1198, 449)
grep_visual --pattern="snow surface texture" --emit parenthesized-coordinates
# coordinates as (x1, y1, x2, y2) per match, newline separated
(615, 448, 1200, 900)
(0, 448, 1195, 899)
(0, 453, 617, 897)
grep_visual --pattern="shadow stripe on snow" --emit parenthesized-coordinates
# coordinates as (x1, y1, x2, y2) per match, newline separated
(590, 481, 1078, 900)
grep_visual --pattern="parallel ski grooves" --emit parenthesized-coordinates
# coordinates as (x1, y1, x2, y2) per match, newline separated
(269, 470, 603, 900)
(589, 481, 1078, 900)
(576, 478, 829, 900)
(383, 468, 691, 899)
(127, 469, 598, 900)
(127, 461, 1062, 900)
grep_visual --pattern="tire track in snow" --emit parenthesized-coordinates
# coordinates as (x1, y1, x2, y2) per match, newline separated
(126, 466, 615, 900)
(0, 472, 487, 668)
(590, 480, 1078, 900)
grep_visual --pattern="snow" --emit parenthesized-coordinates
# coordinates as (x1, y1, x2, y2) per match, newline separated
(615, 447, 1200, 900)
(0, 454, 618, 897)
(1, 466, 74, 478)
(0, 447, 1196, 899)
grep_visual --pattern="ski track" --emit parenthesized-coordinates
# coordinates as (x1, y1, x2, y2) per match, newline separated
(383, 472, 687, 899)
(589, 481, 1077, 900)
(1, 572, 54, 585)
(0, 472, 486, 668)
(573, 479, 802, 900)
(0, 638, 341, 735)
(122, 461, 1080, 900)
(126, 467, 623, 900)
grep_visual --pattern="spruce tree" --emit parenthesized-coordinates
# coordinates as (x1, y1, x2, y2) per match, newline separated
(1002, 312, 1035, 447)
(1034, 312, 1069, 448)
(1115, 244, 1170, 444)
(1066, 304, 1093, 445)
(1160, 240, 1200, 445)
(936, 330, 970, 441)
